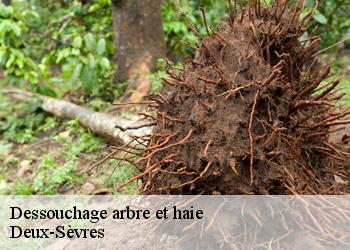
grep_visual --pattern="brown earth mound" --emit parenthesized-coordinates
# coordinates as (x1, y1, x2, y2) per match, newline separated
(120, 0, 350, 194)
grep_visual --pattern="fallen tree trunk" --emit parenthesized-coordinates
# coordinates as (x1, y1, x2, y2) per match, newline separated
(2, 88, 149, 144)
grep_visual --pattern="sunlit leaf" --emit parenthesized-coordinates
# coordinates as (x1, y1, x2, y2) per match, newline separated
(88, 53, 96, 69)
(72, 36, 83, 48)
(16, 58, 24, 69)
(313, 10, 328, 24)
(96, 38, 106, 55)
(0, 49, 6, 64)
(0, 5, 13, 18)
(81, 66, 98, 94)
(84, 33, 96, 52)
(72, 63, 83, 80)
(99, 57, 110, 69)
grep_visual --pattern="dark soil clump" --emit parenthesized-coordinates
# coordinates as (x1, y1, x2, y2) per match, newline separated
(123, 1, 350, 194)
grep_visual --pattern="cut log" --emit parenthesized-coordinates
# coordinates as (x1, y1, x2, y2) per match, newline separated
(2, 88, 150, 144)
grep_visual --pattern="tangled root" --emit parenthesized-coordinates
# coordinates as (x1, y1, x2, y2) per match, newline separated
(118, 0, 350, 195)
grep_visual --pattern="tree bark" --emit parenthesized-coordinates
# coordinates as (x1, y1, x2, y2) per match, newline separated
(111, 0, 165, 83)
(1, 0, 11, 6)
(2, 88, 150, 145)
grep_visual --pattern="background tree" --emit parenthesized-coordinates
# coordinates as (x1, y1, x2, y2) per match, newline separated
(1, 0, 11, 6)
(111, 0, 165, 101)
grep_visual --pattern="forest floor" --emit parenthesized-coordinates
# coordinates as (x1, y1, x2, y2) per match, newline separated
(0, 53, 349, 195)
(0, 92, 139, 195)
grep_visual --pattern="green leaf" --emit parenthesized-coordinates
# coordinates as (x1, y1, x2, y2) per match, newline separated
(313, 10, 328, 24)
(25, 71, 39, 84)
(0, 49, 6, 64)
(72, 63, 83, 80)
(88, 53, 96, 69)
(56, 48, 71, 63)
(73, 5, 83, 16)
(0, 5, 14, 18)
(5, 53, 15, 68)
(88, 4, 99, 13)
(81, 66, 97, 94)
(11, 23, 21, 37)
(84, 33, 96, 52)
(305, 0, 315, 8)
(71, 48, 80, 56)
(96, 38, 106, 55)
(37, 86, 57, 97)
(79, 55, 88, 65)
(72, 36, 83, 48)
(99, 57, 110, 69)
(16, 58, 24, 69)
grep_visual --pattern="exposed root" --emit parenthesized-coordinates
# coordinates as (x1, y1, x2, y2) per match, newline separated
(110, 0, 349, 195)
(248, 90, 260, 185)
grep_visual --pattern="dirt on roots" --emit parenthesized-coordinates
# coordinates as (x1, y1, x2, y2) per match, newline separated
(119, 0, 350, 195)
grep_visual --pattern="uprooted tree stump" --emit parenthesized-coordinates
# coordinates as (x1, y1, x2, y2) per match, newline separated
(118, 0, 350, 195)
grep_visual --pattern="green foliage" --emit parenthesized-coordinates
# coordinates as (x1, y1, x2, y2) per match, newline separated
(0, 80, 126, 195)
(0, 120, 103, 195)
(326, 53, 350, 105)
(0, 0, 115, 98)
(103, 160, 138, 195)
(0, 98, 46, 144)
(162, 0, 228, 58)
(3, 153, 84, 195)
(5, 179, 34, 195)
(303, 0, 350, 49)
(53, 32, 112, 95)
(38, 0, 115, 98)
(31, 154, 83, 195)
(0, 142, 12, 161)
(0, 97, 104, 195)
(0, 3, 40, 86)
(148, 59, 168, 94)
(54, 119, 103, 160)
